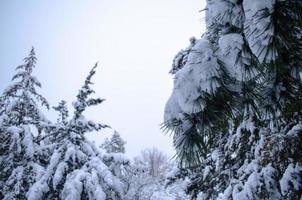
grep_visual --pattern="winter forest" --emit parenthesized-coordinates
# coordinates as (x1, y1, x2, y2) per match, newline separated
(1, 0, 302, 199)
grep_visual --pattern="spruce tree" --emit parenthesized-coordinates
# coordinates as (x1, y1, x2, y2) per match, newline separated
(27, 64, 125, 200)
(101, 131, 126, 154)
(100, 131, 129, 187)
(0, 48, 50, 199)
(164, 0, 302, 199)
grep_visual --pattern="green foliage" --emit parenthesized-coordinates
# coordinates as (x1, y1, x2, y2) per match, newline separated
(163, 0, 302, 198)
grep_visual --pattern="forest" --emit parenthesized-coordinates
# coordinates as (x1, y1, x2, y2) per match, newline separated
(1, 0, 302, 199)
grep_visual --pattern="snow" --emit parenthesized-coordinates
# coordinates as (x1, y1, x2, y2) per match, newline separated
(72, 100, 81, 110)
(60, 156, 124, 200)
(61, 170, 85, 200)
(219, 33, 244, 55)
(64, 143, 76, 163)
(238, 172, 260, 199)
(170, 37, 197, 74)
(165, 166, 180, 179)
(164, 90, 183, 122)
(218, 33, 247, 80)
(243, 0, 275, 18)
(22, 126, 35, 158)
(103, 153, 129, 164)
(148, 176, 190, 200)
(261, 165, 281, 199)
(206, 0, 243, 28)
(7, 126, 23, 134)
(3, 176, 19, 199)
(6, 99, 19, 113)
(280, 163, 302, 195)
(53, 162, 68, 189)
(85, 170, 106, 200)
(26, 180, 49, 200)
(8, 126, 22, 153)
(3, 83, 19, 96)
(286, 123, 302, 136)
(254, 134, 264, 158)
(91, 157, 124, 195)
(243, 0, 277, 63)
(27, 151, 62, 199)
(234, 118, 255, 144)
(166, 38, 221, 116)
(211, 149, 219, 161)
(1, 1, 301, 199)
(0, 114, 8, 126)
(218, 185, 232, 200)
(203, 166, 211, 180)
(30, 75, 42, 87)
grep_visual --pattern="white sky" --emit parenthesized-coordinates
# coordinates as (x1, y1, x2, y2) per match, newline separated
(0, 0, 206, 158)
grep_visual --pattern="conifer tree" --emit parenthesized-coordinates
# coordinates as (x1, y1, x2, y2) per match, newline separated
(0, 48, 50, 199)
(164, 0, 302, 199)
(28, 64, 125, 200)
(101, 131, 126, 154)
(100, 131, 129, 186)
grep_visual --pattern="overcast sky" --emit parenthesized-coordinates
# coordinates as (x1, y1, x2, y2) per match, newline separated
(0, 0, 206, 158)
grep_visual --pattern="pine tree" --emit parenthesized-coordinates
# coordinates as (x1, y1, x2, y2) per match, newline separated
(27, 64, 125, 200)
(100, 131, 129, 188)
(0, 48, 50, 199)
(164, 0, 302, 199)
(101, 131, 126, 154)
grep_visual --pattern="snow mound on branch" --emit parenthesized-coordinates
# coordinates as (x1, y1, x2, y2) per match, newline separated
(243, 0, 277, 63)
(165, 38, 221, 118)
(206, 0, 243, 28)
(61, 157, 124, 200)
